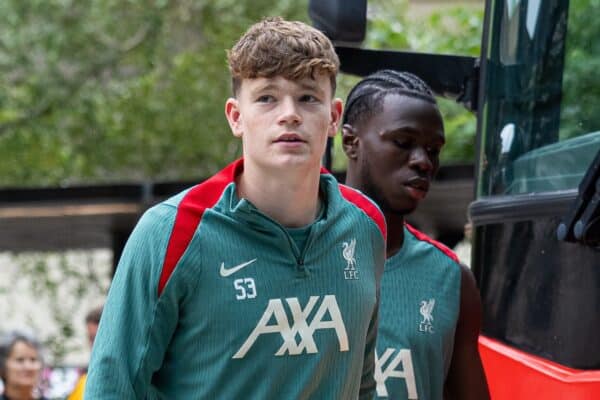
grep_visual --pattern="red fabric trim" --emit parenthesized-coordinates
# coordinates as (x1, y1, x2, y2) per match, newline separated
(479, 335, 600, 399)
(405, 222, 460, 264)
(338, 184, 387, 242)
(158, 159, 243, 296)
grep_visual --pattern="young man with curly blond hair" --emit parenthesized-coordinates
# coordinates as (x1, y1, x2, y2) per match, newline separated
(85, 17, 386, 399)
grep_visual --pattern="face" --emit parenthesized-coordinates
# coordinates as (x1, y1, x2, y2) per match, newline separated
(4, 340, 42, 389)
(344, 93, 445, 215)
(225, 75, 342, 173)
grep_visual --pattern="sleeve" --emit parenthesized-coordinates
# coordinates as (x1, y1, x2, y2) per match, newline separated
(84, 204, 185, 399)
(359, 229, 386, 400)
(359, 297, 380, 400)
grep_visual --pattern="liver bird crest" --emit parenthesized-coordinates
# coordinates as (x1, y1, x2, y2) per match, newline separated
(420, 299, 435, 325)
(342, 238, 357, 270)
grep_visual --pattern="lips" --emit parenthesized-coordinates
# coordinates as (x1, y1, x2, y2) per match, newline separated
(403, 177, 430, 201)
(275, 133, 305, 143)
(405, 177, 430, 193)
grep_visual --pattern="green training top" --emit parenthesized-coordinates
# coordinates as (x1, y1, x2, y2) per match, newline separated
(375, 224, 461, 400)
(85, 159, 386, 400)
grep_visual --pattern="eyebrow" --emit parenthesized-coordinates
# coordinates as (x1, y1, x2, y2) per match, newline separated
(298, 81, 321, 93)
(252, 81, 324, 95)
(251, 83, 278, 94)
(381, 127, 446, 144)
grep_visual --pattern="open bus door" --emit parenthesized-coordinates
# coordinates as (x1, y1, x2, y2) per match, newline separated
(470, 0, 600, 398)
(309, 0, 600, 398)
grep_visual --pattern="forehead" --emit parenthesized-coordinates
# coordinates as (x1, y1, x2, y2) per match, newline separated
(9, 340, 38, 357)
(363, 93, 444, 137)
(238, 75, 332, 97)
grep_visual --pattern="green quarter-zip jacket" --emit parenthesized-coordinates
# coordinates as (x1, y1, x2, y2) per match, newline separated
(375, 224, 461, 400)
(85, 159, 386, 400)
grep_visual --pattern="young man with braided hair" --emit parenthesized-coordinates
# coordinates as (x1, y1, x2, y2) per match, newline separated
(85, 17, 386, 399)
(343, 69, 489, 400)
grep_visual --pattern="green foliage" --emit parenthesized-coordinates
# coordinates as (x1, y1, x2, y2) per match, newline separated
(559, 0, 600, 139)
(0, 0, 307, 186)
(333, 0, 484, 171)
(0, 0, 486, 184)
(368, 1, 483, 165)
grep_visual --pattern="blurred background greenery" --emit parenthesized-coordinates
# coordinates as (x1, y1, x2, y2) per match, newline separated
(0, 0, 483, 187)
(0, 1, 487, 366)
(2, 0, 597, 368)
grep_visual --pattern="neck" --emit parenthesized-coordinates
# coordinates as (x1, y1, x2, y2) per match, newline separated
(345, 169, 405, 257)
(237, 162, 322, 227)
(384, 212, 405, 257)
(4, 384, 34, 400)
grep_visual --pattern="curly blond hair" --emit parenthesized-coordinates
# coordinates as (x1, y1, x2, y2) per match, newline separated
(227, 17, 339, 96)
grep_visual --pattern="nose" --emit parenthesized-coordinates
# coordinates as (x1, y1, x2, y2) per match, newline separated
(278, 97, 302, 126)
(24, 359, 41, 371)
(408, 146, 434, 174)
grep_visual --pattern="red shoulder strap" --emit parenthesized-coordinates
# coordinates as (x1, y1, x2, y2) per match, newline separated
(405, 222, 460, 263)
(338, 183, 387, 242)
(158, 159, 243, 296)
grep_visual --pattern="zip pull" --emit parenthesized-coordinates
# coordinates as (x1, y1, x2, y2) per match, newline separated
(296, 258, 310, 277)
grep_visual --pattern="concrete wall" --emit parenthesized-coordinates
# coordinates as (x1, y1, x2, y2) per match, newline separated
(0, 250, 111, 367)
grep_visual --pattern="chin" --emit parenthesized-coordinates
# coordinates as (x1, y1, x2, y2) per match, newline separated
(389, 201, 419, 216)
(276, 153, 319, 168)
(394, 190, 423, 214)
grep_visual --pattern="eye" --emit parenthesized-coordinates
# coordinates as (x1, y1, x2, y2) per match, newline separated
(256, 95, 275, 103)
(393, 139, 413, 149)
(299, 94, 319, 103)
(426, 146, 441, 157)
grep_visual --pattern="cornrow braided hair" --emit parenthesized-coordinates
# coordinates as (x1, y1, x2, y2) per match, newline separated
(343, 69, 437, 127)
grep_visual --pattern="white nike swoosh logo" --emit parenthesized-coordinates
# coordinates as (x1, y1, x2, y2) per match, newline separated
(219, 258, 257, 277)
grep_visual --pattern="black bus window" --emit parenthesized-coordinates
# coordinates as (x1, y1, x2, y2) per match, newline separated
(477, 0, 600, 197)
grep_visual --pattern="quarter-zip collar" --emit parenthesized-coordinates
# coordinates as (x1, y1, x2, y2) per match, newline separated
(211, 159, 343, 271)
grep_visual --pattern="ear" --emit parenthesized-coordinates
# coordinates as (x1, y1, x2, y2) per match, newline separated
(225, 98, 243, 138)
(327, 98, 343, 138)
(342, 123, 360, 160)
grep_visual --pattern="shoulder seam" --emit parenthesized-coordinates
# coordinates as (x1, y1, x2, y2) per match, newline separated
(405, 223, 460, 264)
(338, 183, 387, 242)
(158, 159, 242, 296)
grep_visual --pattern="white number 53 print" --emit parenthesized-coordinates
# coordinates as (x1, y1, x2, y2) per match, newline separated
(234, 278, 257, 300)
